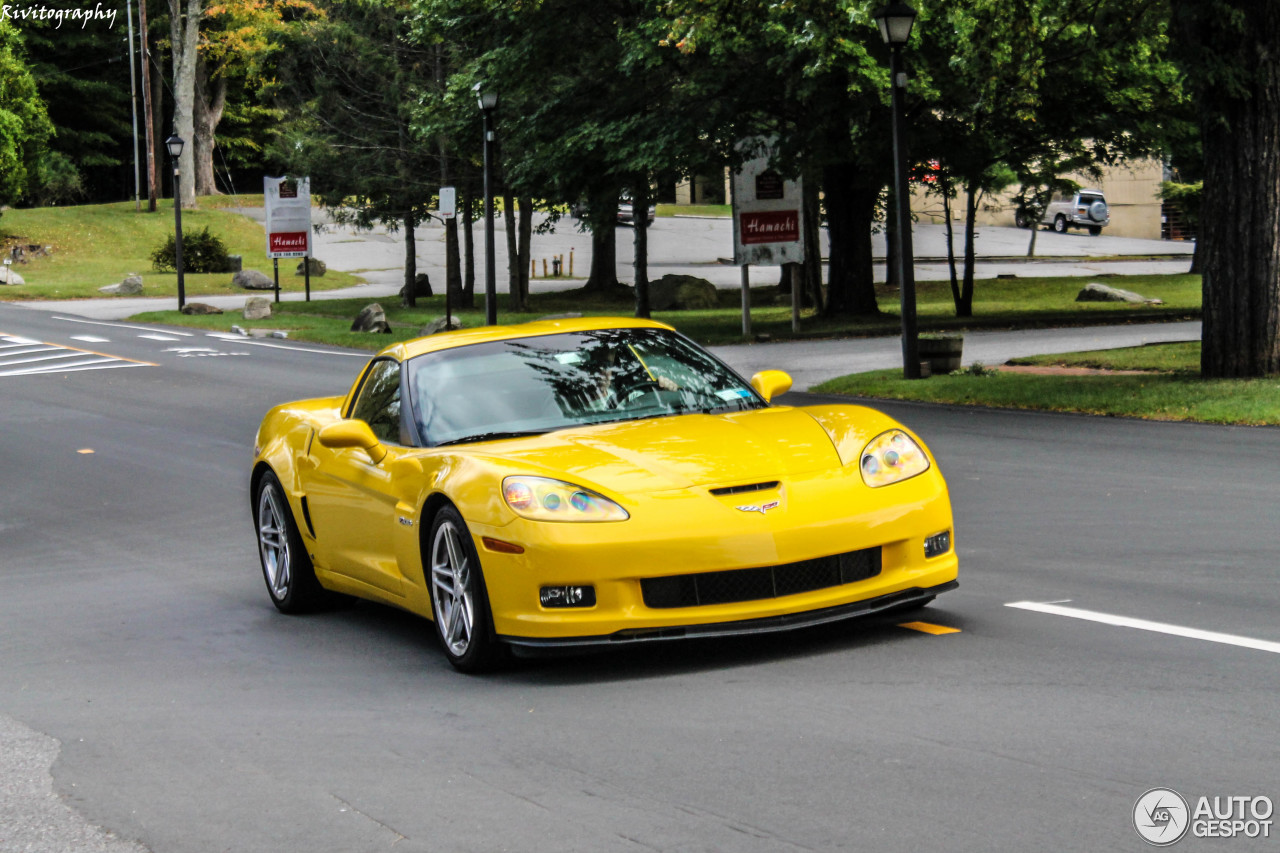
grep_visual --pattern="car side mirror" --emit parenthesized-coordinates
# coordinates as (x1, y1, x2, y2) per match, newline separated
(317, 419, 387, 464)
(750, 370, 793, 403)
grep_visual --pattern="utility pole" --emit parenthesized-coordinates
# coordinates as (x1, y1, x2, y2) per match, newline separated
(125, 0, 141, 211)
(137, 0, 157, 211)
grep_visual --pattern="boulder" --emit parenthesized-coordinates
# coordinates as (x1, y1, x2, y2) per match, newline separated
(0, 267, 25, 286)
(244, 297, 272, 320)
(234, 269, 274, 290)
(648, 274, 719, 310)
(98, 274, 143, 295)
(181, 302, 223, 315)
(399, 272, 432, 307)
(351, 303, 392, 333)
(418, 316, 464, 336)
(1076, 282, 1150, 304)
(295, 257, 326, 277)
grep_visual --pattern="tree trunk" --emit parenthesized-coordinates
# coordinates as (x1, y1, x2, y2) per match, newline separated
(402, 213, 417, 308)
(460, 181, 475, 308)
(503, 192, 525, 311)
(517, 196, 532, 304)
(192, 57, 226, 196)
(944, 186, 959, 308)
(801, 168, 823, 311)
(957, 184, 978, 317)
(822, 163, 878, 316)
(583, 191, 622, 292)
(168, 0, 199, 207)
(150, 40, 166, 206)
(633, 179, 650, 318)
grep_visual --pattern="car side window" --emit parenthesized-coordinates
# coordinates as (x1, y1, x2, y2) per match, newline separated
(350, 359, 404, 445)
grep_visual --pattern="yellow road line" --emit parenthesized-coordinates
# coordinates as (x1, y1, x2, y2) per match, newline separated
(899, 621, 961, 635)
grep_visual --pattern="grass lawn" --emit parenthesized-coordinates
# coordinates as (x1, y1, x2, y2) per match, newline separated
(0, 200, 357, 300)
(658, 203, 732, 218)
(812, 342, 1280, 426)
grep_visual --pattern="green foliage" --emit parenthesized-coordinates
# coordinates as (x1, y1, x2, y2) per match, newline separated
(150, 226, 232, 273)
(34, 151, 84, 206)
(0, 19, 54, 209)
(1159, 181, 1203, 227)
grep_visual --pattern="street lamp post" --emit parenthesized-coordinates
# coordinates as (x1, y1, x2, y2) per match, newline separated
(474, 83, 499, 326)
(875, 2, 920, 379)
(165, 134, 187, 311)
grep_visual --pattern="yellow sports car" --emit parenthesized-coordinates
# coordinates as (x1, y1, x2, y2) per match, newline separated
(251, 317, 957, 671)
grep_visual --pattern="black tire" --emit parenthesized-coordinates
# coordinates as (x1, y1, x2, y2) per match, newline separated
(427, 506, 506, 673)
(1052, 215, 1067, 234)
(254, 471, 330, 613)
(1014, 210, 1027, 229)
(1087, 225, 1102, 236)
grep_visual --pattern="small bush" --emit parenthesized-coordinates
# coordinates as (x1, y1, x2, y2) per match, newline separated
(950, 361, 995, 377)
(150, 226, 231, 273)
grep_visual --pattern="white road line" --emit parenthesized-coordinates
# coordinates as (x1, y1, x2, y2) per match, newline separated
(1005, 601, 1280, 655)
(205, 332, 368, 357)
(0, 358, 141, 377)
(1, 336, 42, 346)
(0, 351, 87, 367)
(0, 346, 60, 358)
(52, 316, 194, 337)
(70, 335, 112, 343)
(138, 333, 181, 341)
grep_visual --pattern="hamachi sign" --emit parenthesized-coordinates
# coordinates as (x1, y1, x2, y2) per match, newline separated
(264, 176, 312, 259)
(731, 138, 804, 265)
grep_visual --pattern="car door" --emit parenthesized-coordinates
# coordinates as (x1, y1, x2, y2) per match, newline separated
(302, 357, 412, 596)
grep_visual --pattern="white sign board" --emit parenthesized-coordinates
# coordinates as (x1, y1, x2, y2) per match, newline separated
(731, 138, 804, 266)
(264, 176, 312, 259)
(439, 186, 456, 220)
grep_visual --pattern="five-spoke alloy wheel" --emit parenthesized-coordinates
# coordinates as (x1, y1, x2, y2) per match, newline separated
(429, 506, 504, 672)
(255, 471, 328, 613)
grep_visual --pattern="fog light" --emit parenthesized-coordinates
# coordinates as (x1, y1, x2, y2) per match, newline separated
(924, 530, 951, 558)
(539, 585, 596, 608)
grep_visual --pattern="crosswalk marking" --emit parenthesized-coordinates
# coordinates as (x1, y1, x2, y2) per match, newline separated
(70, 335, 112, 343)
(0, 333, 155, 377)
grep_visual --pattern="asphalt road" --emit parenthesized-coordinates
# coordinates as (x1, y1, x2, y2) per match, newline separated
(1, 304, 1277, 853)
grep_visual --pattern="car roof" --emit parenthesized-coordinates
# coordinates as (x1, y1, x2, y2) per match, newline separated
(377, 315, 678, 361)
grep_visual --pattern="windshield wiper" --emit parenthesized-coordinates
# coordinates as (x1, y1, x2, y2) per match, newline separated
(434, 429, 548, 447)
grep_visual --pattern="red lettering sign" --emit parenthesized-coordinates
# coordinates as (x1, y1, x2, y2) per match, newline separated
(269, 232, 309, 253)
(739, 210, 800, 245)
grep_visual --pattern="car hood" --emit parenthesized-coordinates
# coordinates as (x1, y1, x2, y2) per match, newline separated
(472, 407, 845, 494)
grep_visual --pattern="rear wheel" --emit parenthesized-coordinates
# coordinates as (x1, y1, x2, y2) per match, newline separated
(255, 471, 330, 613)
(1087, 225, 1102, 236)
(428, 506, 506, 673)
(1053, 215, 1067, 233)
(1014, 210, 1028, 228)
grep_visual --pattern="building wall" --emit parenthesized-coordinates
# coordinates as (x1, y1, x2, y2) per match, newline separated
(912, 158, 1165, 240)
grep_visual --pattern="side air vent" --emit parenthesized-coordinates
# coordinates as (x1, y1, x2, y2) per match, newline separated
(300, 496, 316, 538)
(709, 481, 780, 497)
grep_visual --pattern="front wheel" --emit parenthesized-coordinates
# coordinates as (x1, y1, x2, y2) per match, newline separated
(1052, 215, 1067, 233)
(255, 471, 330, 613)
(428, 506, 506, 672)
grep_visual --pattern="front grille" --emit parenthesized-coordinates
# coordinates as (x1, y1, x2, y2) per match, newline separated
(709, 481, 780, 496)
(641, 547, 882, 609)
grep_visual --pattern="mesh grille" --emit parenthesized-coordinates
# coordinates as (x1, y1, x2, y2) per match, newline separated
(641, 547, 882, 609)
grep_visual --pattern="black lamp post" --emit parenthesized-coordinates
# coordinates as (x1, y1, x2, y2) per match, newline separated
(165, 134, 186, 311)
(474, 82, 499, 326)
(874, 2, 920, 379)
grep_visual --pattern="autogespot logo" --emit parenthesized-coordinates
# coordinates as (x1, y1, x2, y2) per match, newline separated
(1134, 788, 1190, 846)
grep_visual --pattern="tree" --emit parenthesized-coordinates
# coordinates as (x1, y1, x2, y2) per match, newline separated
(0, 20, 54, 211)
(275, 0, 440, 306)
(170, 0, 201, 206)
(1170, 0, 1280, 377)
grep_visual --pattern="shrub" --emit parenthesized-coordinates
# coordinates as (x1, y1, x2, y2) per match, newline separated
(150, 226, 231, 273)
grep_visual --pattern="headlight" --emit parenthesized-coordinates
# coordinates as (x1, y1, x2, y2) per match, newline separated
(859, 429, 929, 487)
(502, 476, 629, 522)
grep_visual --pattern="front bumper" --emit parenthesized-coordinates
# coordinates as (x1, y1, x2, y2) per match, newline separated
(500, 580, 958, 648)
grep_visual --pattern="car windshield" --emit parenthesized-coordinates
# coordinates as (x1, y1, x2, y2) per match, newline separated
(407, 328, 766, 446)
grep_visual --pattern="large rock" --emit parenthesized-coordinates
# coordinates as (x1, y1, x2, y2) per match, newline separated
(234, 269, 274, 290)
(98, 274, 143, 295)
(418, 316, 464, 336)
(399, 272, 433, 307)
(244, 297, 272, 320)
(648, 274, 719, 311)
(1076, 282, 1156, 304)
(351, 303, 392, 333)
(0, 267, 25, 286)
(181, 302, 223, 315)
(295, 258, 326, 277)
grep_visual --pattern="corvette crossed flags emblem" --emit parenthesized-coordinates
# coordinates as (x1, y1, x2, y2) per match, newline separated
(736, 500, 780, 514)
